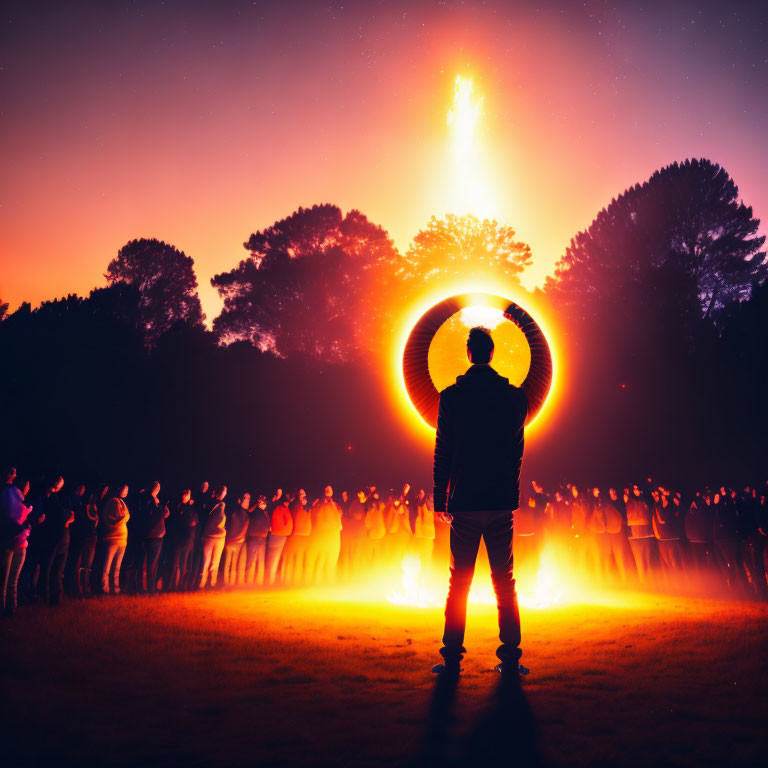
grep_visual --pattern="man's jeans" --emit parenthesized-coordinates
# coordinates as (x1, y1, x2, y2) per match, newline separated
(265, 534, 287, 586)
(141, 538, 164, 593)
(40, 536, 70, 605)
(245, 537, 267, 586)
(102, 543, 126, 594)
(1, 548, 27, 613)
(441, 509, 521, 664)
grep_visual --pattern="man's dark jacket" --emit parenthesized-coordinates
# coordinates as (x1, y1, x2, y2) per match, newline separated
(433, 364, 528, 514)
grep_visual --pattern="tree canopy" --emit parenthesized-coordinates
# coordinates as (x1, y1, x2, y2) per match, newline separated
(401, 213, 532, 287)
(546, 158, 766, 322)
(105, 238, 205, 346)
(211, 204, 397, 361)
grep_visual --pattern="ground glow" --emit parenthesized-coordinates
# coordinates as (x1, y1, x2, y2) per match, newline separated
(299, 540, 657, 616)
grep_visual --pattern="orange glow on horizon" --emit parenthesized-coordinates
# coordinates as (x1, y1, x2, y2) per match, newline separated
(3, 3, 764, 337)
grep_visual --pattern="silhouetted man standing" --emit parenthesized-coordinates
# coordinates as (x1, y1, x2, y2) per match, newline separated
(432, 326, 529, 677)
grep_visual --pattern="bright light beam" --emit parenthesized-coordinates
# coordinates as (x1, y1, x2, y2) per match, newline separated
(446, 75, 496, 220)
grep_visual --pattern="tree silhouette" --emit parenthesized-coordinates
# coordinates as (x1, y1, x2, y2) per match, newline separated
(546, 159, 766, 322)
(105, 238, 205, 346)
(0, 299, 8, 321)
(401, 214, 532, 288)
(212, 204, 397, 361)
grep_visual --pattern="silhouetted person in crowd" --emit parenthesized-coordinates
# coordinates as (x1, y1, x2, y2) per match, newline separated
(432, 326, 528, 678)
(685, 490, 716, 575)
(625, 484, 656, 584)
(604, 487, 634, 583)
(339, 488, 368, 579)
(139, 481, 169, 594)
(385, 483, 412, 562)
(223, 492, 250, 587)
(245, 494, 269, 586)
(282, 488, 311, 585)
(0, 471, 33, 615)
(199, 485, 227, 589)
(569, 484, 590, 572)
(412, 489, 436, 567)
(588, 487, 610, 579)
(38, 475, 74, 605)
(191, 480, 212, 586)
(549, 489, 572, 541)
(266, 491, 293, 585)
(169, 489, 197, 590)
(65, 483, 88, 595)
(69, 482, 100, 596)
(100, 484, 130, 594)
(310, 485, 342, 584)
(652, 488, 686, 585)
(737, 487, 768, 599)
(713, 487, 745, 592)
(364, 487, 386, 565)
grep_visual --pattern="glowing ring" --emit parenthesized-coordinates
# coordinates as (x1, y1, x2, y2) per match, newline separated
(402, 293, 553, 429)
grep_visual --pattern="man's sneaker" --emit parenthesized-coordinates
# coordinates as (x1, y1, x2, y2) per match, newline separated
(432, 661, 461, 676)
(494, 661, 530, 677)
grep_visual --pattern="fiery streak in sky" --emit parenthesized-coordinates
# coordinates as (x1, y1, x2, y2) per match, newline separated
(446, 75, 497, 220)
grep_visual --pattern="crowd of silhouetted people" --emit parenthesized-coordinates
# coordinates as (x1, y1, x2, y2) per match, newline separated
(1, 466, 766, 615)
(519, 479, 768, 600)
(0, 468, 438, 614)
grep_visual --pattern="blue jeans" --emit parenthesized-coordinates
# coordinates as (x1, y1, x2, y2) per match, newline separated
(441, 510, 521, 663)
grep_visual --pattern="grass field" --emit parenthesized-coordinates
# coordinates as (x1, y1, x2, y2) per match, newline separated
(1, 584, 766, 767)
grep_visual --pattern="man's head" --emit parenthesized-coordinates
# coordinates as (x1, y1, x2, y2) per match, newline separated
(466, 326, 494, 364)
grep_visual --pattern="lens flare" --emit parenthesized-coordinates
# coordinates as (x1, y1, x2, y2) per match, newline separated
(388, 281, 565, 444)
(400, 291, 554, 431)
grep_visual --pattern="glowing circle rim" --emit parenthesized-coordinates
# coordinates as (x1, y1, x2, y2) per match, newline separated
(401, 293, 554, 429)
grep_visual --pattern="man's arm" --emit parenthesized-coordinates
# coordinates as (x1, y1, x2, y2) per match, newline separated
(432, 391, 453, 514)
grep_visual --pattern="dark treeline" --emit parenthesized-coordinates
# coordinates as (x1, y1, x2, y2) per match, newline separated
(538, 159, 768, 488)
(0, 288, 411, 491)
(1, 158, 766, 492)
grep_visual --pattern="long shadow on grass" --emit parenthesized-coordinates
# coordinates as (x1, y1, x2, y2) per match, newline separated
(464, 675, 541, 767)
(411, 674, 541, 767)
